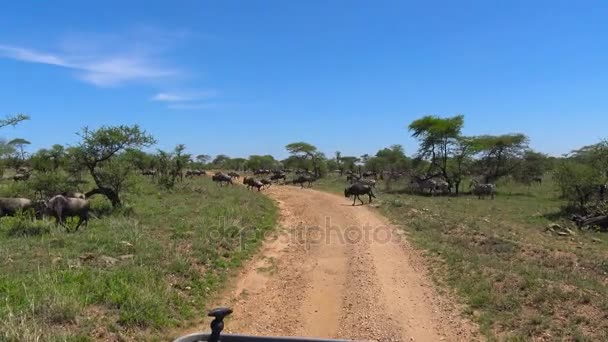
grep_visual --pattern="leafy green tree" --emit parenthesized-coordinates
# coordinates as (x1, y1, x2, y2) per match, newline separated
(374, 144, 410, 172)
(0, 114, 29, 128)
(30, 148, 53, 172)
(512, 150, 550, 184)
(76, 125, 156, 207)
(569, 141, 608, 178)
(246, 155, 278, 171)
(282, 155, 310, 171)
(474, 133, 529, 182)
(28, 171, 73, 199)
(173, 144, 190, 182)
(196, 154, 211, 164)
(335, 151, 342, 174)
(340, 156, 359, 172)
(0, 115, 29, 175)
(224, 158, 247, 171)
(8, 138, 31, 162)
(123, 148, 155, 172)
(286, 142, 323, 177)
(212, 154, 231, 168)
(409, 115, 464, 192)
(447, 136, 478, 194)
(554, 160, 603, 212)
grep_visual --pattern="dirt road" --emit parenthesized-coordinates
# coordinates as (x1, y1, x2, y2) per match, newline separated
(207, 186, 478, 341)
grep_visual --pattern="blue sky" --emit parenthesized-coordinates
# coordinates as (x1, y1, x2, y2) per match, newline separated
(1, 1, 607, 159)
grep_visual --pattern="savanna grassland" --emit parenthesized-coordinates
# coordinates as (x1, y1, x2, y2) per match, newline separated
(0, 176, 276, 341)
(316, 175, 608, 341)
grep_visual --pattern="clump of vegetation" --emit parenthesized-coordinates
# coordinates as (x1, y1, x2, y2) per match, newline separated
(554, 142, 607, 213)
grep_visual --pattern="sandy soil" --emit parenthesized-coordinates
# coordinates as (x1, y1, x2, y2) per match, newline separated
(188, 184, 479, 341)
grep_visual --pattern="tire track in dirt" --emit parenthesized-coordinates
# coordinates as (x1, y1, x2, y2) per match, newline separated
(195, 185, 479, 341)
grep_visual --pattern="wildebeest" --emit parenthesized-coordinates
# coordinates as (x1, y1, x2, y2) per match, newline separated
(141, 169, 157, 177)
(243, 177, 264, 191)
(362, 171, 377, 179)
(13, 173, 30, 182)
(0, 198, 35, 217)
(185, 170, 205, 178)
(356, 178, 376, 188)
(212, 173, 233, 186)
(533, 176, 543, 185)
(270, 173, 286, 183)
(254, 169, 271, 176)
(62, 191, 86, 199)
(260, 178, 272, 188)
(344, 183, 376, 206)
(228, 172, 240, 179)
(45, 195, 90, 232)
(470, 180, 496, 199)
(292, 175, 315, 188)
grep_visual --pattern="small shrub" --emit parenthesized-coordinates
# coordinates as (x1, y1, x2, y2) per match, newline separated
(2, 212, 51, 237)
(28, 171, 75, 199)
(554, 161, 603, 212)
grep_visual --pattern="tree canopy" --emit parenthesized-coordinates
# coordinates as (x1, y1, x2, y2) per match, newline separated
(76, 125, 156, 207)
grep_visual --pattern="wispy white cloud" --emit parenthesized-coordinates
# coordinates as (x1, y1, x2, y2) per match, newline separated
(0, 32, 180, 87)
(151, 90, 217, 102)
(0, 45, 69, 66)
(167, 103, 219, 110)
(0, 29, 223, 104)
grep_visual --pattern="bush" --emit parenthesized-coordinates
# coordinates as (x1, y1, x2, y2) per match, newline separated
(1, 211, 51, 237)
(554, 161, 603, 212)
(0, 180, 34, 198)
(28, 171, 77, 198)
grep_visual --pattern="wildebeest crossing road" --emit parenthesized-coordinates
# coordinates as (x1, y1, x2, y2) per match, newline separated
(183, 185, 478, 341)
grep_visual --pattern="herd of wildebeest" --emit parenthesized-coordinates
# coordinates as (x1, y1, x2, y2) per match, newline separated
(6, 164, 603, 233)
(171, 167, 502, 205)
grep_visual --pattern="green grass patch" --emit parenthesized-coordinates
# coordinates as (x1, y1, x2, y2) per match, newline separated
(0, 176, 277, 340)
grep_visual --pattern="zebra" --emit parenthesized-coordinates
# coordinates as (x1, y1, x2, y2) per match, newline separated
(469, 180, 496, 199)
(411, 176, 446, 196)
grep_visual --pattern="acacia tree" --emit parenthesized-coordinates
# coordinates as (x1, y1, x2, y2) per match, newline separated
(8, 138, 31, 164)
(212, 154, 231, 168)
(335, 151, 342, 174)
(474, 134, 529, 183)
(408, 115, 465, 192)
(512, 150, 550, 184)
(196, 154, 211, 164)
(1, 114, 29, 128)
(447, 136, 478, 194)
(246, 155, 278, 171)
(0, 114, 29, 174)
(286, 142, 323, 177)
(340, 156, 359, 173)
(77, 125, 156, 207)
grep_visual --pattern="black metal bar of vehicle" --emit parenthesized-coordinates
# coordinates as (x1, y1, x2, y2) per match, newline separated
(174, 334, 351, 342)
(172, 308, 351, 342)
